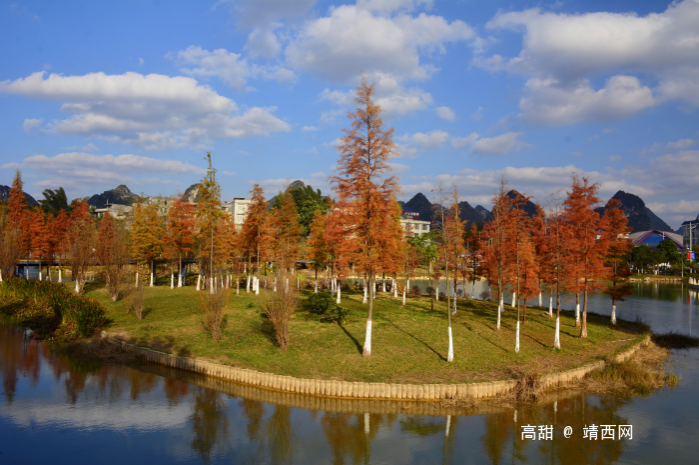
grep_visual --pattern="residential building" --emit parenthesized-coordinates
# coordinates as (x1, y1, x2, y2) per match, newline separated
(93, 203, 133, 220)
(222, 198, 251, 230)
(400, 210, 430, 236)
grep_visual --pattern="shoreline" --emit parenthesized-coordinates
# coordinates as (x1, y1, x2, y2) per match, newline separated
(101, 330, 649, 402)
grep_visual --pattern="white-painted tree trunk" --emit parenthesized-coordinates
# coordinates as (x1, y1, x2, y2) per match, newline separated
(452, 291, 457, 316)
(135, 272, 139, 288)
(382, 277, 386, 293)
(274, 278, 277, 292)
(171, 273, 174, 289)
(549, 295, 553, 318)
(59, 268, 62, 283)
(196, 274, 201, 291)
(363, 279, 368, 304)
(511, 292, 516, 307)
(236, 277, 239, 295)
(255, 277, 259, 295)
(336, 284, 341, 304)
(364, 319, 372, 355)
(39, 270, 42, 281)
(445, 415, 452, 438)
(75, 280, 80, 293)
(402, 288, 406, 306)
(285, 277, 289, 292)
(575, 303, 580, 325)
(514, 410, 517, 423)
(178, 269, 183, 287)
(611, 304, 617, 325)
(554, 316, 561, 349)
(497, 294, 502, 330)
(209, 277, 214, 294)
(515, 321, 520, 353)
(393, 279, 398, 298)
(539, 292, 542, 307)
(447, 326, 454, 362)
(150, 270, 154, 287)
(0, 270, 2, 282)
(407, 278, 410, 291)
(436, 287, 439, 301)
(314, 279, 318, 293)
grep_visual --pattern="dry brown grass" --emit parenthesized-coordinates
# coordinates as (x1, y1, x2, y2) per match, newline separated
(572, 340, 676, 397)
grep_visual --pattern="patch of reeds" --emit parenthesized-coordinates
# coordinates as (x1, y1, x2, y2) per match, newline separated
(574, 341, 678, 397)
(651, 331, 699, 349)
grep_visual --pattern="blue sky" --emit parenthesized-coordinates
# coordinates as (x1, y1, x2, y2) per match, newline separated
(1, 0, 697, 228)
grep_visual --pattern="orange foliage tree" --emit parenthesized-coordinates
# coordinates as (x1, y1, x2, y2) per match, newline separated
(307, 209, 329, 293)
(131, 203, 164, 287)
(165, 194, 196, 287)
(330, 76, 399, 357)
(239, 184, 268, 279)
(564, 175, 608, 338)
(601, 199, 633, 324)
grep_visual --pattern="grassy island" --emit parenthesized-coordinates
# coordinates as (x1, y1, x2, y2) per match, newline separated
(73, 283, 648, 385)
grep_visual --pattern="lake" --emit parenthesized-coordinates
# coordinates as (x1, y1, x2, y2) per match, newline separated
(1, 282, 698, 464)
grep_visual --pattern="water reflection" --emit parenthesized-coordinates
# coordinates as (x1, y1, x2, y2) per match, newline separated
(1, 281, 698, 464)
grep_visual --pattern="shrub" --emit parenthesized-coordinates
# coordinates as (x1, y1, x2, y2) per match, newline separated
(0, 278, 106, 338)
(200, 286, 229, 342)
(307, 290, 350, 323)
(262, 271, 296, 351)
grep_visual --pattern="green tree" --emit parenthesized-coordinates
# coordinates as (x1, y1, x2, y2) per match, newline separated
(38, 187, 69, 215)
(271, 184, 330, 236)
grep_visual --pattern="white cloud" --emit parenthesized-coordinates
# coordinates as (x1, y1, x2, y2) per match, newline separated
(470, 106, 483, 121)
(602, 128, 617, 134)
(571, 151, 583, 157)
(139, 58, 144, 65)
(398, 130, 449, 151)
(435, 106, 455, 121)
(518, 75, 655, 126)
(477, 1, 699, 124)
(245, 26, 282, 58)
(23, 118, 42, 133)
(7, 152, 206, 195)
(608, 155, 621, 161)
(451, 132, 479, 149)
(285, 4, 474, 83)
(323, 138, 343, 147)
(471, 132, 532, 155)
(310, 171, 326, 178)
(65, 143, 98, 153)
(647, 199, 699, 228)
(302, 125, 320, 132)
(394, 143, 420, 159)
(387, 162, 410, 175)
(0, 71, 290, 150)
(171, 46, 295, 90)
(222, 171, 236, 176)
(667, 138, 695, 150)
(320, 109, 343, 124)
(320, 73, 433, 119)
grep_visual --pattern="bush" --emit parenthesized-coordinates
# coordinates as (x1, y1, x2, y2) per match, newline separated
(0, 278, 106, 338)
(306, 291, 350, 323)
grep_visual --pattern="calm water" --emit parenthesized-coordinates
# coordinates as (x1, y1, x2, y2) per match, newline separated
(1, 283, 698, 464)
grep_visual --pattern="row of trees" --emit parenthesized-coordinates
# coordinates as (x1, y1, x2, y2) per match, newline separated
(1, 76, 637, 358)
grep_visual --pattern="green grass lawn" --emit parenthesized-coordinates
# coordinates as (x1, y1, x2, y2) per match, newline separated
(86, 282, 646, 384)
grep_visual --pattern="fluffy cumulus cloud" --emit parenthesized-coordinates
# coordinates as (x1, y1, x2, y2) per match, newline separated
(435, 106, 455, 121)
(470, 132, 532, 155)
(285, 3, 474, 83)
(477, 0, 699, 124)
(400, 147, 699, 228)
(0, 71, 290, 150)
(2, 151, 206, 194)
(22, 118, 42, 133)
(171, 46, 295, 90)
(398, 130, 449, 151)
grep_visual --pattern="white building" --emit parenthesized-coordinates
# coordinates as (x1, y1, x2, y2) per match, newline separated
(400, 210, 430, 236)
(93, 203, 133, 220)
(222, 198, 251, 229)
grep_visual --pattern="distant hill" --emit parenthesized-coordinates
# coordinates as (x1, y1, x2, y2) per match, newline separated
(401, 192, 489, 228)
(475, 205, 491, 222)
(506, 190, 538, 217)
(403, 192, 434, 223)
(87, 184, 139, 208)
(595, 190, 673, 233)
(0, 185, 38, 206)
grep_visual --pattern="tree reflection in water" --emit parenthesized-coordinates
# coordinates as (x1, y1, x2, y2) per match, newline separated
(320, 411, 397, 465)
(189, 387, 229, 463)
(481, 395, 630, 464)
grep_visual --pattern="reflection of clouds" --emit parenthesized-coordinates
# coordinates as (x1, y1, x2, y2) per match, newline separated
(2, 397, 192, 431)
